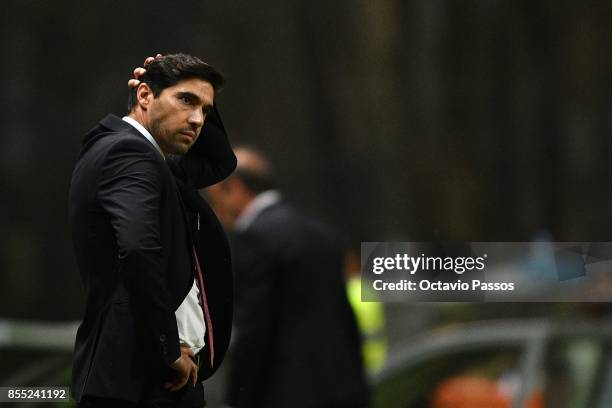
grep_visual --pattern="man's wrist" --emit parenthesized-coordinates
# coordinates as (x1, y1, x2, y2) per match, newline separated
(171, 341, 193, 367)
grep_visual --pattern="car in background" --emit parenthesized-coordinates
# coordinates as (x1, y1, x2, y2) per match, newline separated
(372, 319, 612, 408)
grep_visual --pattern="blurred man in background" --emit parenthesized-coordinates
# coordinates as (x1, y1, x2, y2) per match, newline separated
(207, 147, 369, 408)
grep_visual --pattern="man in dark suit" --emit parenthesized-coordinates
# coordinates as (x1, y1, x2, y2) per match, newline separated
(207, 147, 369, 408)
(69, 54, 235, 407)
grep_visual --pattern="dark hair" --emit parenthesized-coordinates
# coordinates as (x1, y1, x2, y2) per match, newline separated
(232, 146, 276, 195)
(127, 53, 225, 112)
(234, 168, 276, 195)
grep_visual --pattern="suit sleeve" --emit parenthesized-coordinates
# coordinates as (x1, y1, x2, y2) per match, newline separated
(98, 138, 180, 367)
(167, 103, 237, 188)
(226, 231, 276, 406)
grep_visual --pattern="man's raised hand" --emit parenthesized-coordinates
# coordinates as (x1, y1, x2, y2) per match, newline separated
(127, 53, 162, 88)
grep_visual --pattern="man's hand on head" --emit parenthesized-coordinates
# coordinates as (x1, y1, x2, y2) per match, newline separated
(165, 343, 198, 392)
(127, 53, 162, 88)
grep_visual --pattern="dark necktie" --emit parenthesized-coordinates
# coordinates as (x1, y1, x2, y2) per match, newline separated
(192, 246, 214, 368)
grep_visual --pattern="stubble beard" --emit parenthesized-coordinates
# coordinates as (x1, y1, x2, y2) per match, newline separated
(149, 118, 189, 156)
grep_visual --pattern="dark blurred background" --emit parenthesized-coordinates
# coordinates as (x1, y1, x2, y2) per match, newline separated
(0, 0, 609, 328)
(1, 1, 611, 406)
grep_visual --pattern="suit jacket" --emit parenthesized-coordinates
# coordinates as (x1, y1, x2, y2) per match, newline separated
(69, 107, 235, 403)
(225, 200, 369, 408)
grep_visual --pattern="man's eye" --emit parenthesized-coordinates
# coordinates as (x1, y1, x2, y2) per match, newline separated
(180, 96, 192, 104)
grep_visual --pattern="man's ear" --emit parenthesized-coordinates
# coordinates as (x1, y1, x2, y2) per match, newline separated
(136, 83, 154, 110)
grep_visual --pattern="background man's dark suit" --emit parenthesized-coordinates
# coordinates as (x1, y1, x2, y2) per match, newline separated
(226, 199, 369, 408)
(69, 106, 235, 403)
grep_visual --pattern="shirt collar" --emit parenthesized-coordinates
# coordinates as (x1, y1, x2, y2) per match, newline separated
(122, 116, 165, 159)
(234, 190, 282, 232)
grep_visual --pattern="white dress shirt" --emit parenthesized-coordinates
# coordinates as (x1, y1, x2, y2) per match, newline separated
(122, 116, 206, 355)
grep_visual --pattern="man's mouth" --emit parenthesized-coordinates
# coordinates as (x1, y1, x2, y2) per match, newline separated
(179, 131, 196, 141)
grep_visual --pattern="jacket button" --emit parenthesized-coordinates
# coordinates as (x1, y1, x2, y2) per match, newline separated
(160, 334, 166, 342)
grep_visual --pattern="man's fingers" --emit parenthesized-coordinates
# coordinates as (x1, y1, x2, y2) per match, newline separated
(133, 67, 146, 78)
(191, 363, 198, 386)
(143, 54, 161, 67)
(128, 67, 147, 88)
(172, 377, 188, 392)
(129, 55, 162, 89)
(164, 374, 189, 392)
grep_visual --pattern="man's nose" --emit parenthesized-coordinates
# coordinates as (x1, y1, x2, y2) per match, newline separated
(188, 108, 204, 128)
